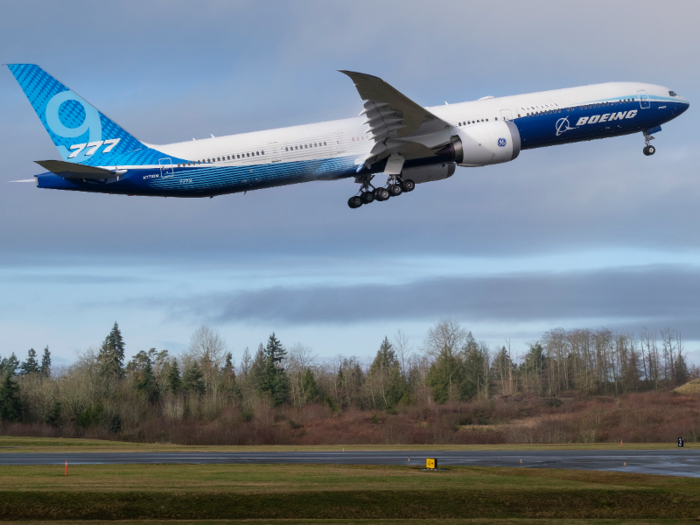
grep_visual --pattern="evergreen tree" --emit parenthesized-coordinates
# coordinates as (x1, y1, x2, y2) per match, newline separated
(368, 337, 406, 408)
(427, 342, 466, 403)
(182, 362, 205, 396)
(0, 374, 23, 422)
(98, 322, 125, 380)
(221, 352, 237, 393)
(249, 343, 267, 391)
(127, 351, 158, 402)
(20, 348, 40, 375)
(462, 333, 489, 399)
(0, 353, 20, 378)
(260, 333, 288, 406)
(522, 342, 546, 395)
(223, 352, 235, 377)
(369, 337, 397, 374)
(45, 401, 61, 427)
(302, 368, 320, 403)
(40, 346, 51, 378)
(167, 359, 181, 394)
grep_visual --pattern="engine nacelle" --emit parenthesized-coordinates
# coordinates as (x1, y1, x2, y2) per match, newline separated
(402, 162, 456, 184)
(437, 120, 521, 167)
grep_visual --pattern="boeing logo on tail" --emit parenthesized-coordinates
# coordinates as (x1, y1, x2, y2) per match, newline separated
(4, 64, 690, 208)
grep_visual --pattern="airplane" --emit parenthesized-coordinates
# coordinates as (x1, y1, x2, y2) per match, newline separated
(5, 64, 689, 208)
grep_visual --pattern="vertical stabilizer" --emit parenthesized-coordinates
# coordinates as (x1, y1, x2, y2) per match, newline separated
(6, 64, 176, 166)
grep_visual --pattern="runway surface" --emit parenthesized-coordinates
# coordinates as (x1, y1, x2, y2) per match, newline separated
(0, 449, 698, 477)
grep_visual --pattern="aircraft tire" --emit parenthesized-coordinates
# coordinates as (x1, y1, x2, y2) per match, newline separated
(348, 196, 362, 208)
(402, 179, 416, 192)
(376, 188, 390, 201)
(361, 191, 375, 204)
(389, 184, 402, 197)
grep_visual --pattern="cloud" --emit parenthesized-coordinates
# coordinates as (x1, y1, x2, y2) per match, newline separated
(154, 265, 700, 332)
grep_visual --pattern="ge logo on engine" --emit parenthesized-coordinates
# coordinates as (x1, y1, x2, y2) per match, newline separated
(497, 138, 507, 147)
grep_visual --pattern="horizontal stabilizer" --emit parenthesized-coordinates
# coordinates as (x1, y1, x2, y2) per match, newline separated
(35, 160, 116, 179)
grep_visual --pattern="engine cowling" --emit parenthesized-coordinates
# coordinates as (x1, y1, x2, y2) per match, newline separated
(402, 162, 456, 184)
(437, 120, 521, 167)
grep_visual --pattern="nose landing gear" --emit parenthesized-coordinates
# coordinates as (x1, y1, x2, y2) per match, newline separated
(643, 130, 656, 156)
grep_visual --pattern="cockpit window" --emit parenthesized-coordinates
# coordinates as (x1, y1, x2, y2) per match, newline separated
(669, 91, 678, 97)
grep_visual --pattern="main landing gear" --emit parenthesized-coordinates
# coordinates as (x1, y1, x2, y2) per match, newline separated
(347, 175, 415, 209)
(643, 130, 656, 156)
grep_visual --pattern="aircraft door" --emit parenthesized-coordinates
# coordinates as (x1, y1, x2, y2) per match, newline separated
(159, 158, 174, 179)
(638, 90, 650, 109)
(334, 132, 346, 155)
(268, 142, 281, 163)
(500, 108, 513, 121)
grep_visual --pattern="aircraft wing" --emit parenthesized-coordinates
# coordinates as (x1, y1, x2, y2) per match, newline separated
(35, 160, 118, 180)
(339, 71, 455, 171)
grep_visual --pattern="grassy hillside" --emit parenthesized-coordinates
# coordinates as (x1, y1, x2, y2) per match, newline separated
(4, 389, 700, 446)
(675, 379, 700, 396)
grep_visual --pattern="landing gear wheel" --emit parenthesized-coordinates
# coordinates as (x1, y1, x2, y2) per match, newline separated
(374, 187, 390, 201)
(402, 179, 416, 192)
(389, 184, 403, 197)
(348, 196, 362, 209)
(643, 145, 656, 156)
(361, 191, 375, 204)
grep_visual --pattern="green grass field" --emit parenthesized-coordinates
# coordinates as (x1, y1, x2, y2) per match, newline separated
(1, 437, 698, 523)
(1, 462, 700, 522)
(0, 435, 695, 453)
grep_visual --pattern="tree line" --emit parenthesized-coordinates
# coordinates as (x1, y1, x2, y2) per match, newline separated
(0, 320, 695, 432)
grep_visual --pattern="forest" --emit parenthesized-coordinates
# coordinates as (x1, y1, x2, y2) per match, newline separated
(0, 320, 698, 445)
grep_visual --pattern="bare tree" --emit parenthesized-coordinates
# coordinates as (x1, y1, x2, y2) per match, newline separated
(393, 330, 412, 380)
(424, 319, 467, 359)
(188, 326, 227, 394)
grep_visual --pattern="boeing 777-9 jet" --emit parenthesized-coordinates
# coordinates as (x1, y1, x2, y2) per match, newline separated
(5, 64, 689, 208)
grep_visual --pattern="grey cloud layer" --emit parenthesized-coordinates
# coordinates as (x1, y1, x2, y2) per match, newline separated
(161, 265, 700, 331)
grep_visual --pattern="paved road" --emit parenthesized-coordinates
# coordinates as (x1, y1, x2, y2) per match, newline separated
(0, 450, 698, 477)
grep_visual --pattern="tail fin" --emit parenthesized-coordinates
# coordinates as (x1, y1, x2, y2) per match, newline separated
(6, 64, 170, 166)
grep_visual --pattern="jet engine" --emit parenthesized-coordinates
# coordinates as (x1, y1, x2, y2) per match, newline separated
(437, 120, 521, 167)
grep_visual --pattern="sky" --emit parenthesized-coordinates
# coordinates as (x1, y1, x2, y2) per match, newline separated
(1, 0, 699, 367)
